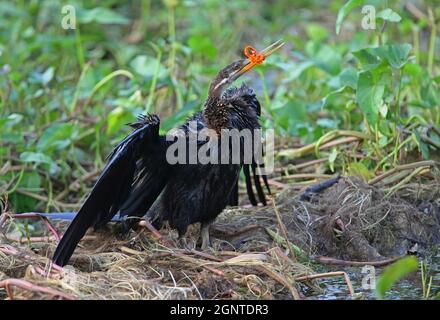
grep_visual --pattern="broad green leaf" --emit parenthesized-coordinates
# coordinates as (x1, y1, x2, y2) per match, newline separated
(372, 44, 412, 69)
(347, 162, 373, 180)
(273, 100, 308, 136)
(20, 152, 54, 165)
(336, 0, 364, 35)
(353, 44, 412, 70)
(340, 68, 359, 89)
(308, 44, 342, 75)
(283, 61, 315, 82)
(356, 69, 387, 124)
(377, 9, 402, 23)
(36, 123, 76, 153)
(352, 49, 381, 70)
(376, 256, 418, 299)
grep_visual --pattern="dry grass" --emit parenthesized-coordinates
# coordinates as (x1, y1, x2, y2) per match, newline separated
(1, 169, 439, 300)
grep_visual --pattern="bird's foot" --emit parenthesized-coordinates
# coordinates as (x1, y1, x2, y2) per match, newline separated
(178, 237, 195, 251)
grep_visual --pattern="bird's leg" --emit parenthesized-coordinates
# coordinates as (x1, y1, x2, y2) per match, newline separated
(200, 222, 212, 250)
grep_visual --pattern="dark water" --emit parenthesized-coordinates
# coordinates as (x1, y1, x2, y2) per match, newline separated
(309, 254, 439, 300)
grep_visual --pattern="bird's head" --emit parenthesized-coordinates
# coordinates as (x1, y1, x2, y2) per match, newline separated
(208, 40, 285, 98)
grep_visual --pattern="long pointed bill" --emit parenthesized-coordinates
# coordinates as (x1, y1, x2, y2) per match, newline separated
(235, 40, 285, 77)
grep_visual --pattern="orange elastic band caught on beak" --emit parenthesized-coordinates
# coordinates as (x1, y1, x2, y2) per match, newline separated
(244, 46, 266, 65)
(240, 40, 285, 74)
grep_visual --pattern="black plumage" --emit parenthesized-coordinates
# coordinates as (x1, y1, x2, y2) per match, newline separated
(53, 59, 271, 267)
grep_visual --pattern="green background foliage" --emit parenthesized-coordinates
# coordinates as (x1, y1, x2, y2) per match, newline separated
(0, 0, 439, 213)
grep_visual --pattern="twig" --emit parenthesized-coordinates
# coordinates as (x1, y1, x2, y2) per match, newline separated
(15, 190, 79, 209)
(267, 179, 288, 189)
(385, 166, 430, 197)
(0, 278, 75, 300)
(256, 265, 301, 300)
(0, 213, 61, 241)
(315, 256, 403, 267)
(138, 220, 173, 247)
(277, 130, 368, 159)
(271, 197, 296, 261)
(5, 234, 98, 244)
(319, 136, 361, 150)
(275, 158, 327, 173)
(272, 173, 332, 181)
(0, 245, 63, 272)
(368, 160, 438, 185)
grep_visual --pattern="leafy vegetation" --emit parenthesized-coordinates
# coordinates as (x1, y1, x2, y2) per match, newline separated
(1, 0, 439, 213)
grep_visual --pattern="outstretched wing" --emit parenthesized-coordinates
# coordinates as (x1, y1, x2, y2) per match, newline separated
(53, 114, 170, 266)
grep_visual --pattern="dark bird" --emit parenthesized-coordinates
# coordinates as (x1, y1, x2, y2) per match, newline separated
(53, 40, 284, 267)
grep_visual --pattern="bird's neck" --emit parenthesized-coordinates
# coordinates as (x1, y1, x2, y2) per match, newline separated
(203, 96, 229, 133)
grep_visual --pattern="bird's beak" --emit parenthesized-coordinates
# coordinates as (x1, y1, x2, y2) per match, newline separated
(232, 39, 285, 79)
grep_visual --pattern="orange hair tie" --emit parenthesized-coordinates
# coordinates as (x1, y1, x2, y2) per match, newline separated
(244, 45, 265, 65)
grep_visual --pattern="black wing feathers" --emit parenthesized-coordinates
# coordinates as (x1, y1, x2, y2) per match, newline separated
(240, 89, 271, 206)
(53, 115, 162, 266)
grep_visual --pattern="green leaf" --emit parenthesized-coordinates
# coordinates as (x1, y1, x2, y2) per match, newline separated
(321, 86, 350, 108)
(373, 44, 412, 69)
(339, 68, 359, 89)
(78, 7, 129, 25)
(0, 113, 23, 129)
(353, 44, 412, 70)
(336, 0, 364, 35)
(414, 131, 430, 159)
(377, 9, 402, 23)
(376, 256, 418, 299)
(188, 36, 217, 59)
(36, 123, 76, 153)
(328, 148, 338, 172)
(41, 67, 54, 85)
(352, 49, 381, 70)
(20, 152, 54, 165)
(130, 55, 167, 79)
(356, 69, 387, 124)
(106, 107, 133, 136)
(347, 162, 373, 180)
(420, 81, 439, 108)
(19, 171, 41, 189)
(306, 24, 329, 42)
